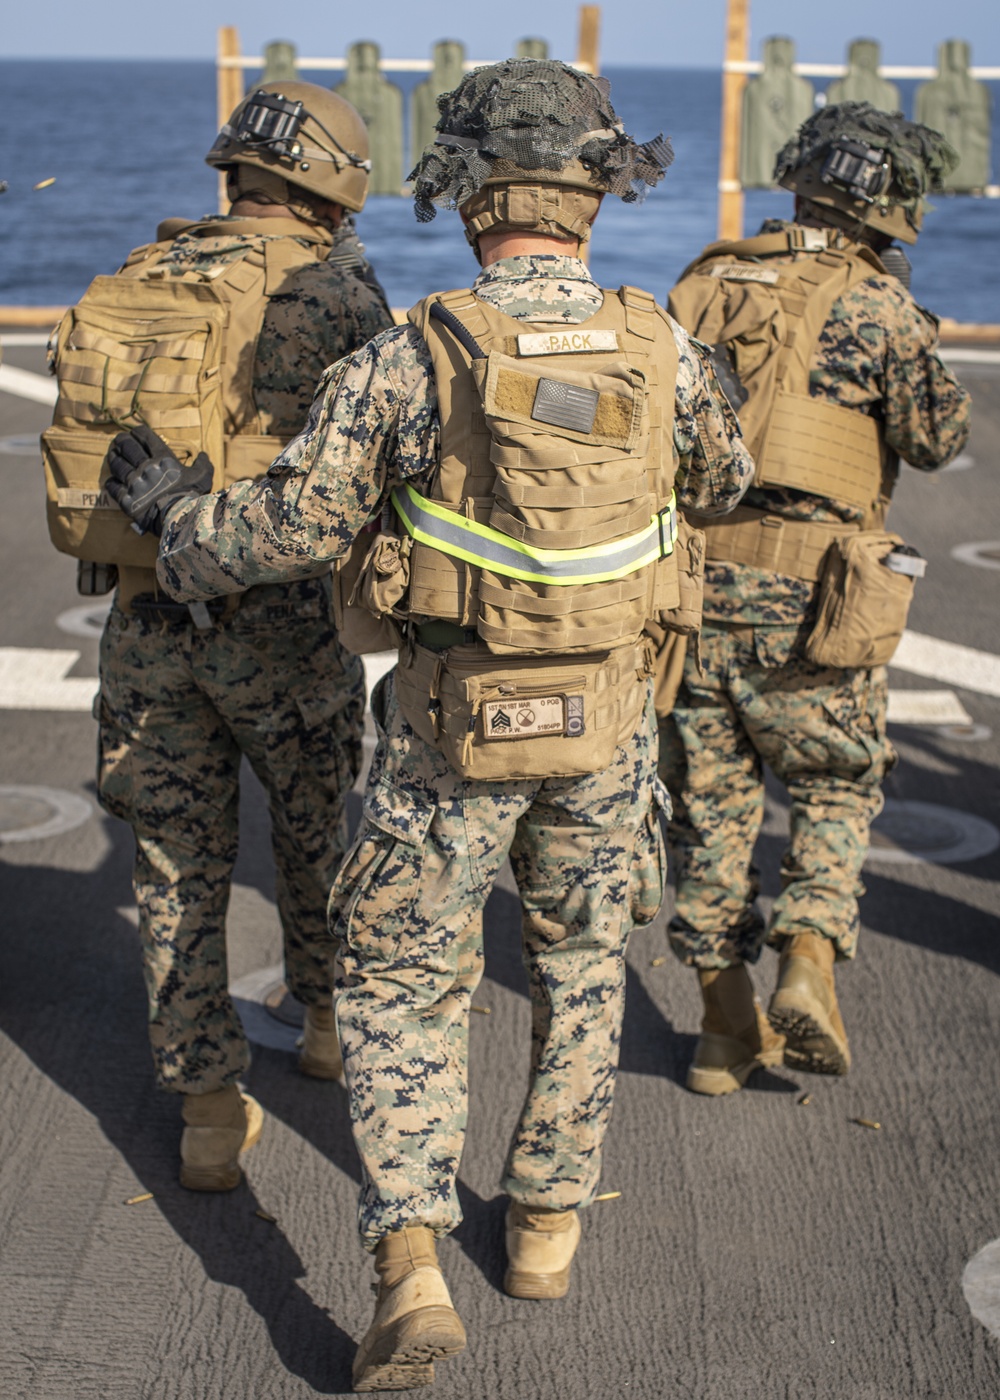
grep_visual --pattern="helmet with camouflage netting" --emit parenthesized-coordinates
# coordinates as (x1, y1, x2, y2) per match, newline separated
(409, 58, 673, 252)
(774, 100, 958, 245)
(207, 81, 372, 214)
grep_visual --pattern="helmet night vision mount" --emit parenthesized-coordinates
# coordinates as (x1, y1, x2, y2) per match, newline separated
(820, 136, 892, 205)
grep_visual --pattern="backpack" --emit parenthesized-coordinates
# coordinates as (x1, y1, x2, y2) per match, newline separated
(42, 218, 327, 566)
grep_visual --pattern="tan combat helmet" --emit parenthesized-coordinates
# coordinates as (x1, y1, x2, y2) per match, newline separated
(207, 81, 372, 213)
(774, 100, 958, 245)
(409, 58, 673, 256)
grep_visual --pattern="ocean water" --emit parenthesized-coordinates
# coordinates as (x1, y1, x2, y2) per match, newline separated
(0, 59, 998, 321)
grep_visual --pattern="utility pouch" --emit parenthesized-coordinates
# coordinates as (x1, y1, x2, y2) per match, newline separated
(394, 639, 653, 780)
(331, 528, 405, 655)
(805, 530, 917, 669)
(656, 516, 705, 637)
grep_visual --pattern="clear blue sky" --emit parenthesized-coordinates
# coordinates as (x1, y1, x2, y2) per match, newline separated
(5, 1, 998, 67)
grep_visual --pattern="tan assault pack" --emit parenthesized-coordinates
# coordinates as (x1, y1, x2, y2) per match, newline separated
(669, 226, 920, 668)
(669, 226, 896, 542)
(338, 285, 680, 778)
(43, 217, 330, 567)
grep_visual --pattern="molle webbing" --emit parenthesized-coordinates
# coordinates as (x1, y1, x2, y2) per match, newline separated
(693, 505, 858, 582)
(759, 392, 886, 511)
(44, 222, 320, 566)
(673, 232, 888, 510)
(403, 284, 680, 656)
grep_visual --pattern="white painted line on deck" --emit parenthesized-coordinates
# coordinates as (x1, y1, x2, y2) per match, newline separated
(0, 363, 57, 405)
(893, 631, 1000, 700)
(941, 348, 1000, 365)
(0, 648, 97, 711)
(963, 1239, 1000, 1339)
(886, 689, 972, 727)
(0, 333, 51, 347)
(0, 645, 394, 714)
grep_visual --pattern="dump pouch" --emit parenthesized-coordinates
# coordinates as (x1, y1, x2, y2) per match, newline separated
(394, 639, 654, 780)
(331, 528, 406, 654)
(804, 530, 916, 669)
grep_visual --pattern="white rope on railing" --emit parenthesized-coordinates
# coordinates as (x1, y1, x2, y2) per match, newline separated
(724, 61, 1000, 79)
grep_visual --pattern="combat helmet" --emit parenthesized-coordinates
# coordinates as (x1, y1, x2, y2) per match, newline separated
(410, 58, 673, 255)
(207, 81, 372, 213)
(774, 101, 958, 245)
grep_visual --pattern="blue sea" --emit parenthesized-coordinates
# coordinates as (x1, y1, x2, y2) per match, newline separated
(1, 60, 998, 321)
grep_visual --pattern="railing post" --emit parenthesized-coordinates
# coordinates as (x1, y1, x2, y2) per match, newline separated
(718, 0, 748, 240)
(577, 6, 600, 75)
(216, 26, 244, 212)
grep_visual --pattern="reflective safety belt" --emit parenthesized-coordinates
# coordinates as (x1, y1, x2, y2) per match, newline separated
(391, 481, 677, 587)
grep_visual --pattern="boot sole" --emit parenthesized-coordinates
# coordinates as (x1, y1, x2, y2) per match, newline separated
(352, 1306, 466, 1393)
(179, 1106, 264, 1192)
(504, 1264, 571, 1299)
(768, 997, 850, 1076)
(686, 1045, 785, 1097)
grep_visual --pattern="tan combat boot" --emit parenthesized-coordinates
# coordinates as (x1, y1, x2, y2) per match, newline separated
(179, 1084, 264, 1191)
(687, 964, 786, 1096)
(352, 1225, 467, 1393)
(768, 932, 851, 1075)
(298, 1002, 343, 1080)
(504, 1203, 582, 1300)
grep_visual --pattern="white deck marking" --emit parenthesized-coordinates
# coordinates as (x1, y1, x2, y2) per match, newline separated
(0, 645, 395, 714)
(0, 333, 51, 347)
(886, 689, 972, 726)
(951, 541, 1000, 572)
(0, 363, 57, 405)
(0, 785, 93, 843)
(941, 347, 1000, 365)
(893, 630, 1000, 699)
(964, 1240, 1000, 1339)
(0, 648, 97, 710)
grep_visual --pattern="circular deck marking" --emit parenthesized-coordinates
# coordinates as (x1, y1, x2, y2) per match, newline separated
(57, 602, 112, 639)
(940, 451, 974, 473)
(951, 541, 1000, 572)
(0, 434, 42, 456)
(0, 785, 93, 843)
(763, 797, 999, 867)
(866, 800, 1000, 866)
(938, 722, 993, 744)
(963, 1239, 1000, 1339)
(229, 964, 301, 1052)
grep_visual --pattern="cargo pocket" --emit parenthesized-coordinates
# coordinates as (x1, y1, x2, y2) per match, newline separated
(629, 777, 671, 928)
(95, 699, 136, 824)
(328, 778, 435, 964)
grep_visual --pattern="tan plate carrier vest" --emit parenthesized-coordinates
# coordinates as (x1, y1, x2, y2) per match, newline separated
(668, 228, 897, 581)
(352, 286, 680, 779)
(42, 217, 332, 573)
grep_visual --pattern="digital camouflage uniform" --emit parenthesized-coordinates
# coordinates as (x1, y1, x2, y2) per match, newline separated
(157, 253, 753, 1244)
(661, 222, 971, 971)
(97, 214, 393, 1093)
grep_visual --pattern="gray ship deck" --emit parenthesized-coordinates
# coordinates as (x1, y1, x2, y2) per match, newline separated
(2, 332, 999, 1399)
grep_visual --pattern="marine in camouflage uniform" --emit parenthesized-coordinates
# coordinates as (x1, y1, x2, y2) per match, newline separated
(660, 103, 971, 1093)
(107, 59, 752, 1391)
(92, 85, 392, 1179)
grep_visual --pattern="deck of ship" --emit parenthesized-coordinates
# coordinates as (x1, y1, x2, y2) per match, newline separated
(1, 331, 999, 1399)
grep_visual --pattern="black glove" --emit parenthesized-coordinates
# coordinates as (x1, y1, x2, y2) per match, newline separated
(105, 424, 214, 535)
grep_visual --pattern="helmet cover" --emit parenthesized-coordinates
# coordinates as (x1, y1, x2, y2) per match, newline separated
(409, 59, 673, 224)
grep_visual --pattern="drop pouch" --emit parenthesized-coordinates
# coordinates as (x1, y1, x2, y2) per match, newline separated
(804, 530, 917, 670)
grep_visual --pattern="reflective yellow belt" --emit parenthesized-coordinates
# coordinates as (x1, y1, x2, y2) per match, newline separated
(392, 482, 677, 588)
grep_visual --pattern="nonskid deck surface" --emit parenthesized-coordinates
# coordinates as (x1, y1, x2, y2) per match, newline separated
(2, 335, 999, 1399)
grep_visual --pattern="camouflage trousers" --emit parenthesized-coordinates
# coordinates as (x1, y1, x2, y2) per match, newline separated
(658, 624, 895, 969)
(97, 575, 364, 1095)
(332, 674, 668, 1249)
